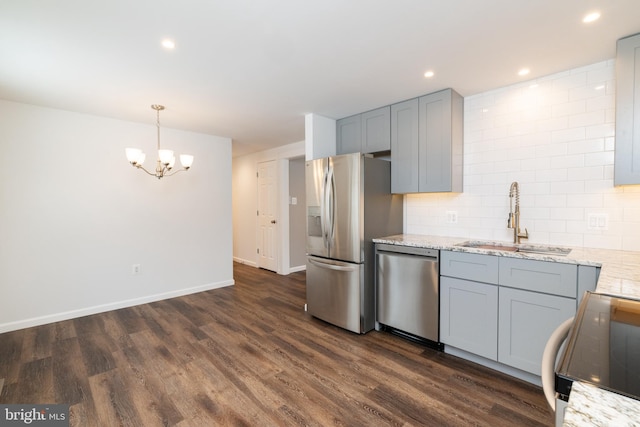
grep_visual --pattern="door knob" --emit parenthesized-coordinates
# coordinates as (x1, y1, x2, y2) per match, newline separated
(271, 220, 277, 224)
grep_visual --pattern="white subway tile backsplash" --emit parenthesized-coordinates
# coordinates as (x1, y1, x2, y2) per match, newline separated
(552, 101, 586, 118)
(567, 165, 604, 181)
(405, 59, 640, 250)
(586, 93, 614, 112)
(535, 168, 568, 182)
(553, 72, 587, 91)
(548, 180, 585, 195)
(569, 110, 605, 128)
(567, 194, 603, 208)
(567, 138, 604, 154)
(586, 123, 615, 139)
(550, 154, 584, 169)
(584, 151, 614, 167)
(551, 127, 585, 143)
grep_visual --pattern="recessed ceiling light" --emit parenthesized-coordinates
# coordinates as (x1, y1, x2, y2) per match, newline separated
(518, 68, 530, 76)
(424, 70, 435, 78)
(161, 39, 175, 50)
(583, 11, 601, 23)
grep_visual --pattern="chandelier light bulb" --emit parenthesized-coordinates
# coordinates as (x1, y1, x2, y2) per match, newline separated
(126, 148, 142, 164)
(180, 154, 194, 169)
(158, 149, 174, 165)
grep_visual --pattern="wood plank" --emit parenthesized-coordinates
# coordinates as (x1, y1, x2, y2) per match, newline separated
(0, 262, 554, 426)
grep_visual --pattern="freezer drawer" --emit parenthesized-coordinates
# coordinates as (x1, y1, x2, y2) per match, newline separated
(376, 244, 439, 342)
(306, 256, 365, 333)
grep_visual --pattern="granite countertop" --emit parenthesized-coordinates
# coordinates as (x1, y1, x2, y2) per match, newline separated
(373, 234, 640, 424)
(563, 382, 640, 426)
(372, 234, 640, 299)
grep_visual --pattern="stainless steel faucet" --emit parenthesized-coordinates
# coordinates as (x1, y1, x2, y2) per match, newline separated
(508, 182, 529, 244)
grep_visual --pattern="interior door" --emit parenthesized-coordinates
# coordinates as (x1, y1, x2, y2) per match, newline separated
(257, 160, 277, 272)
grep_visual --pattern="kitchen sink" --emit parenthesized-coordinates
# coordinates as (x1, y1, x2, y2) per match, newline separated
(457, 241, 571, 256)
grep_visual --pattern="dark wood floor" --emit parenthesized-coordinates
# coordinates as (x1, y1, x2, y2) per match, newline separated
(0, 262, 553, 426)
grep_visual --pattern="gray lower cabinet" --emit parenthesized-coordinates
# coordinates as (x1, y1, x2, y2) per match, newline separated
(498, 287, 575, 375)
(615, 32, 640, 185)
(440, 276, 498, 360)
(391, 89, 463, 193)
(440, 250, 598, 377)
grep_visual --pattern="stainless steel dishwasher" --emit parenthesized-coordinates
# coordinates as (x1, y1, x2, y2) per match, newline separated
(375, 243, 441, 347)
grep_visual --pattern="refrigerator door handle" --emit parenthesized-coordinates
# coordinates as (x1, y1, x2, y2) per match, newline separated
(320, 164, 329, 248)
(327, 164, 336, 245)
(308, 257, 359, 272)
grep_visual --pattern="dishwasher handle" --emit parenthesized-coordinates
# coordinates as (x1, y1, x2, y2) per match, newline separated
(376, 243, 438, 260)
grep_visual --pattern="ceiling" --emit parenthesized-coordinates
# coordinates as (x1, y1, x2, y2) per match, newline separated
(1, 1, 640, 158)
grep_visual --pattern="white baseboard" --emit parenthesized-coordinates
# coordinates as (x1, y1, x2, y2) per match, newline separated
(288, 265, 306, 273)
(233, 256, 258, 268)
(0, 279, 234, 334)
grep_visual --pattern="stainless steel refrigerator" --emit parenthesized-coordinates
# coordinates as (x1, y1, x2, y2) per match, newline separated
(305, 153, 403, 334)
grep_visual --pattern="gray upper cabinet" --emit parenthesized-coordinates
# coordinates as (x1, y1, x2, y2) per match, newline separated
(336, 114, 361, 155)
(615, 33, 640, 185)
(361, 106, 391, 153)
(392, 88, 463, 193)
(336, 106, 390, 155)
(391, 98, 419, 193)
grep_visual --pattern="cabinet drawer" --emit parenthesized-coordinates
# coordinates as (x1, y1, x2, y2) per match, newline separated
(441, 251, 499, 284)
(499, 258, 577, 298)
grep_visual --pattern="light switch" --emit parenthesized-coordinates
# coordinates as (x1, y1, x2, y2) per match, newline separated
(291, 197, 297, 205)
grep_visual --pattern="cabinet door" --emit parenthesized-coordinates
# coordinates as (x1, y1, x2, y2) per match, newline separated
(615, 33, 640, 185)
(418, 89, 463, 192)
(440, 276, 498, 360)
(361, 106, 390, 153)
(391, 98, 419, 193)
(498, 287, 575, 375)
(336, 114, 361, 155)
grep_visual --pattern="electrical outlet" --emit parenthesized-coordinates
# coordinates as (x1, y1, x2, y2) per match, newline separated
(446, 211, 458, 224)
(587, 213, 608, 230)
(132, 264, 141, 275)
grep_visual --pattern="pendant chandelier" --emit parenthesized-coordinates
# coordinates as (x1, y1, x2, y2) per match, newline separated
(125, 104, 194, 179)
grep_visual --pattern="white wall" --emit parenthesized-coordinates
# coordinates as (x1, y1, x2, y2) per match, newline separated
(289, 158, 307, 269)
(0, 100, 233, 332)
(232, 141, 305, 273)
(406, 60, 640, 251)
